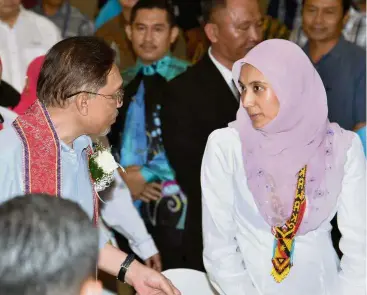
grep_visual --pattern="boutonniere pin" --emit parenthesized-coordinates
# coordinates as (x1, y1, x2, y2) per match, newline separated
(89, 143, 125, 192)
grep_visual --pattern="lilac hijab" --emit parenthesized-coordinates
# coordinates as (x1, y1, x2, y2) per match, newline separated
(229, 39, 354, 235)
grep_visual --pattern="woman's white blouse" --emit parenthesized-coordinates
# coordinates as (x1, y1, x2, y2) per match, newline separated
(201, 127, 366, 295)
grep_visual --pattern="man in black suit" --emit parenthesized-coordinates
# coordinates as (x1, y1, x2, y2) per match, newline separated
(161, 0, 264, 271)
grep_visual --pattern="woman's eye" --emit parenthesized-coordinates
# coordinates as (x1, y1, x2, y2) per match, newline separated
(253, 85, 263, 92)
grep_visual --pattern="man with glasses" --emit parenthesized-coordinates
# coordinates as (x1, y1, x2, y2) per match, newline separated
(0, 36, 180, 295)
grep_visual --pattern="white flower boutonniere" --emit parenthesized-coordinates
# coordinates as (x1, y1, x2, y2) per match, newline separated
(89, 143, 122, 192)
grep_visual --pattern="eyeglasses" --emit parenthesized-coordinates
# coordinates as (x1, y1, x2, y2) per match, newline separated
(65, 88, 124, 104)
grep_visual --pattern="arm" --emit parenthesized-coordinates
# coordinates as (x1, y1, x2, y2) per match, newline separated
(101, 170, 158, 260)
(338, 135, 366, 295)
(98, 244, 179, 295)
(201, 132, 250, 294)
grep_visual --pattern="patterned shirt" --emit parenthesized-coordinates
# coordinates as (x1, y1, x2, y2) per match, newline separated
(290, 7, 366, 48)
(33, 1, 94, 39)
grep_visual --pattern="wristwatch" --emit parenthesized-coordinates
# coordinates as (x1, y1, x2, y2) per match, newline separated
(117, 253, 135, 283)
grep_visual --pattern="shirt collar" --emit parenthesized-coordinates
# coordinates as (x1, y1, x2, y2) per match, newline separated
(208, 47, 233, 87)
(304, 35, 345, 63)
(135, 54, 172, 76)
(61, 135, 91, 156)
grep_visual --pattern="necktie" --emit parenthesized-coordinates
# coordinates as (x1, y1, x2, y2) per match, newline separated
(231, 79, 241, 102)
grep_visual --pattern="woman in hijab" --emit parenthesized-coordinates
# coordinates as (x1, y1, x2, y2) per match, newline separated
(201, 39, 365, 295)
(13, 55, 45, 115)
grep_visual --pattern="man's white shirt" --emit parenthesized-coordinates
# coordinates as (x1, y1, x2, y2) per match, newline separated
(0, 6, 61, 92)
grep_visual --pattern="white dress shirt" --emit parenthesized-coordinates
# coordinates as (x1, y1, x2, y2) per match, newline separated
(0, 7, 61, 92)
(201, 127, 366, 295)
(208, 48, 239, 100)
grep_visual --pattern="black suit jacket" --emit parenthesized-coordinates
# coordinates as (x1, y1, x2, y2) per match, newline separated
(161, 53, 239, 271)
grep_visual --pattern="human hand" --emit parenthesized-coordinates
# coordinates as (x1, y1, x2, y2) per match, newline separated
(123, 166, 146, 197)
(126, 260, 180, 295)
(145, 253, 162, 272)
(136, 182, 162, 203)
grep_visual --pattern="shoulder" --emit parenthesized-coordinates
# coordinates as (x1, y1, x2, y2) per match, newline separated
(0, 126, 23, 162)
(202, 127, 243, 174)
(167, 59, 203, 88)
(341, 40, 366, 65)
(0, 106, 17, 127)
(207, 127, 241, 149)
(23, 9, 58, 31)
(166, 57, 190, 81)
(170, 56, 190, 68)
(70, 5, 91, 22)
(22, 9, 61, 40)
(206, 128, 242, 157)
(346, 131, 365, 161)
(122, 66, 138, 86)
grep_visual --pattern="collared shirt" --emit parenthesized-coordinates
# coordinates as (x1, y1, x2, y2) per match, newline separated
(0, 124, 158, 259)
(32, 1, 94, 39)
(0, 6, 61, 92)
(290, 7, 366, 49)
(208, 47, 239, 100)
(303, 37, 366, 130)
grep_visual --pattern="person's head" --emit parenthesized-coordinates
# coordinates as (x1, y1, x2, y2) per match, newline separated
(302, 0, 351, 42)
(126, 0, 179, 64)
(202, 0, 263, 69)
(230, 40, 351, 237)
(0, 194, 101, 295)
(119, 0, 139, 9)
(232, 39, 327, 132)
(37, 36, 123, 136)
(0, 0, 21, 20)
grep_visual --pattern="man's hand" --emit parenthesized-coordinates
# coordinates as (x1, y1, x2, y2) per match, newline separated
(145, 253, 162, 272)
(137, 182, 162, 203)
(122, 166, 146, 197)
(126, 260, 181, 295)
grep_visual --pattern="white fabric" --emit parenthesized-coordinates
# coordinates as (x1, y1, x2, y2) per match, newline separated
(102, 171, 158, 260)
(201, 127, 366, 295)
(208, 47, 238, 98)
(162, 269, 217, 295)
(0, 6, 61, 92)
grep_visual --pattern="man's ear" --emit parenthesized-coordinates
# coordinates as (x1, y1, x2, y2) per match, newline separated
(80, 278, 103, 295)
(204, 23, 219, 44)
(125, 25, 132, 41)
(75, 93, 89, 116)
(169, 26, 180, 44)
